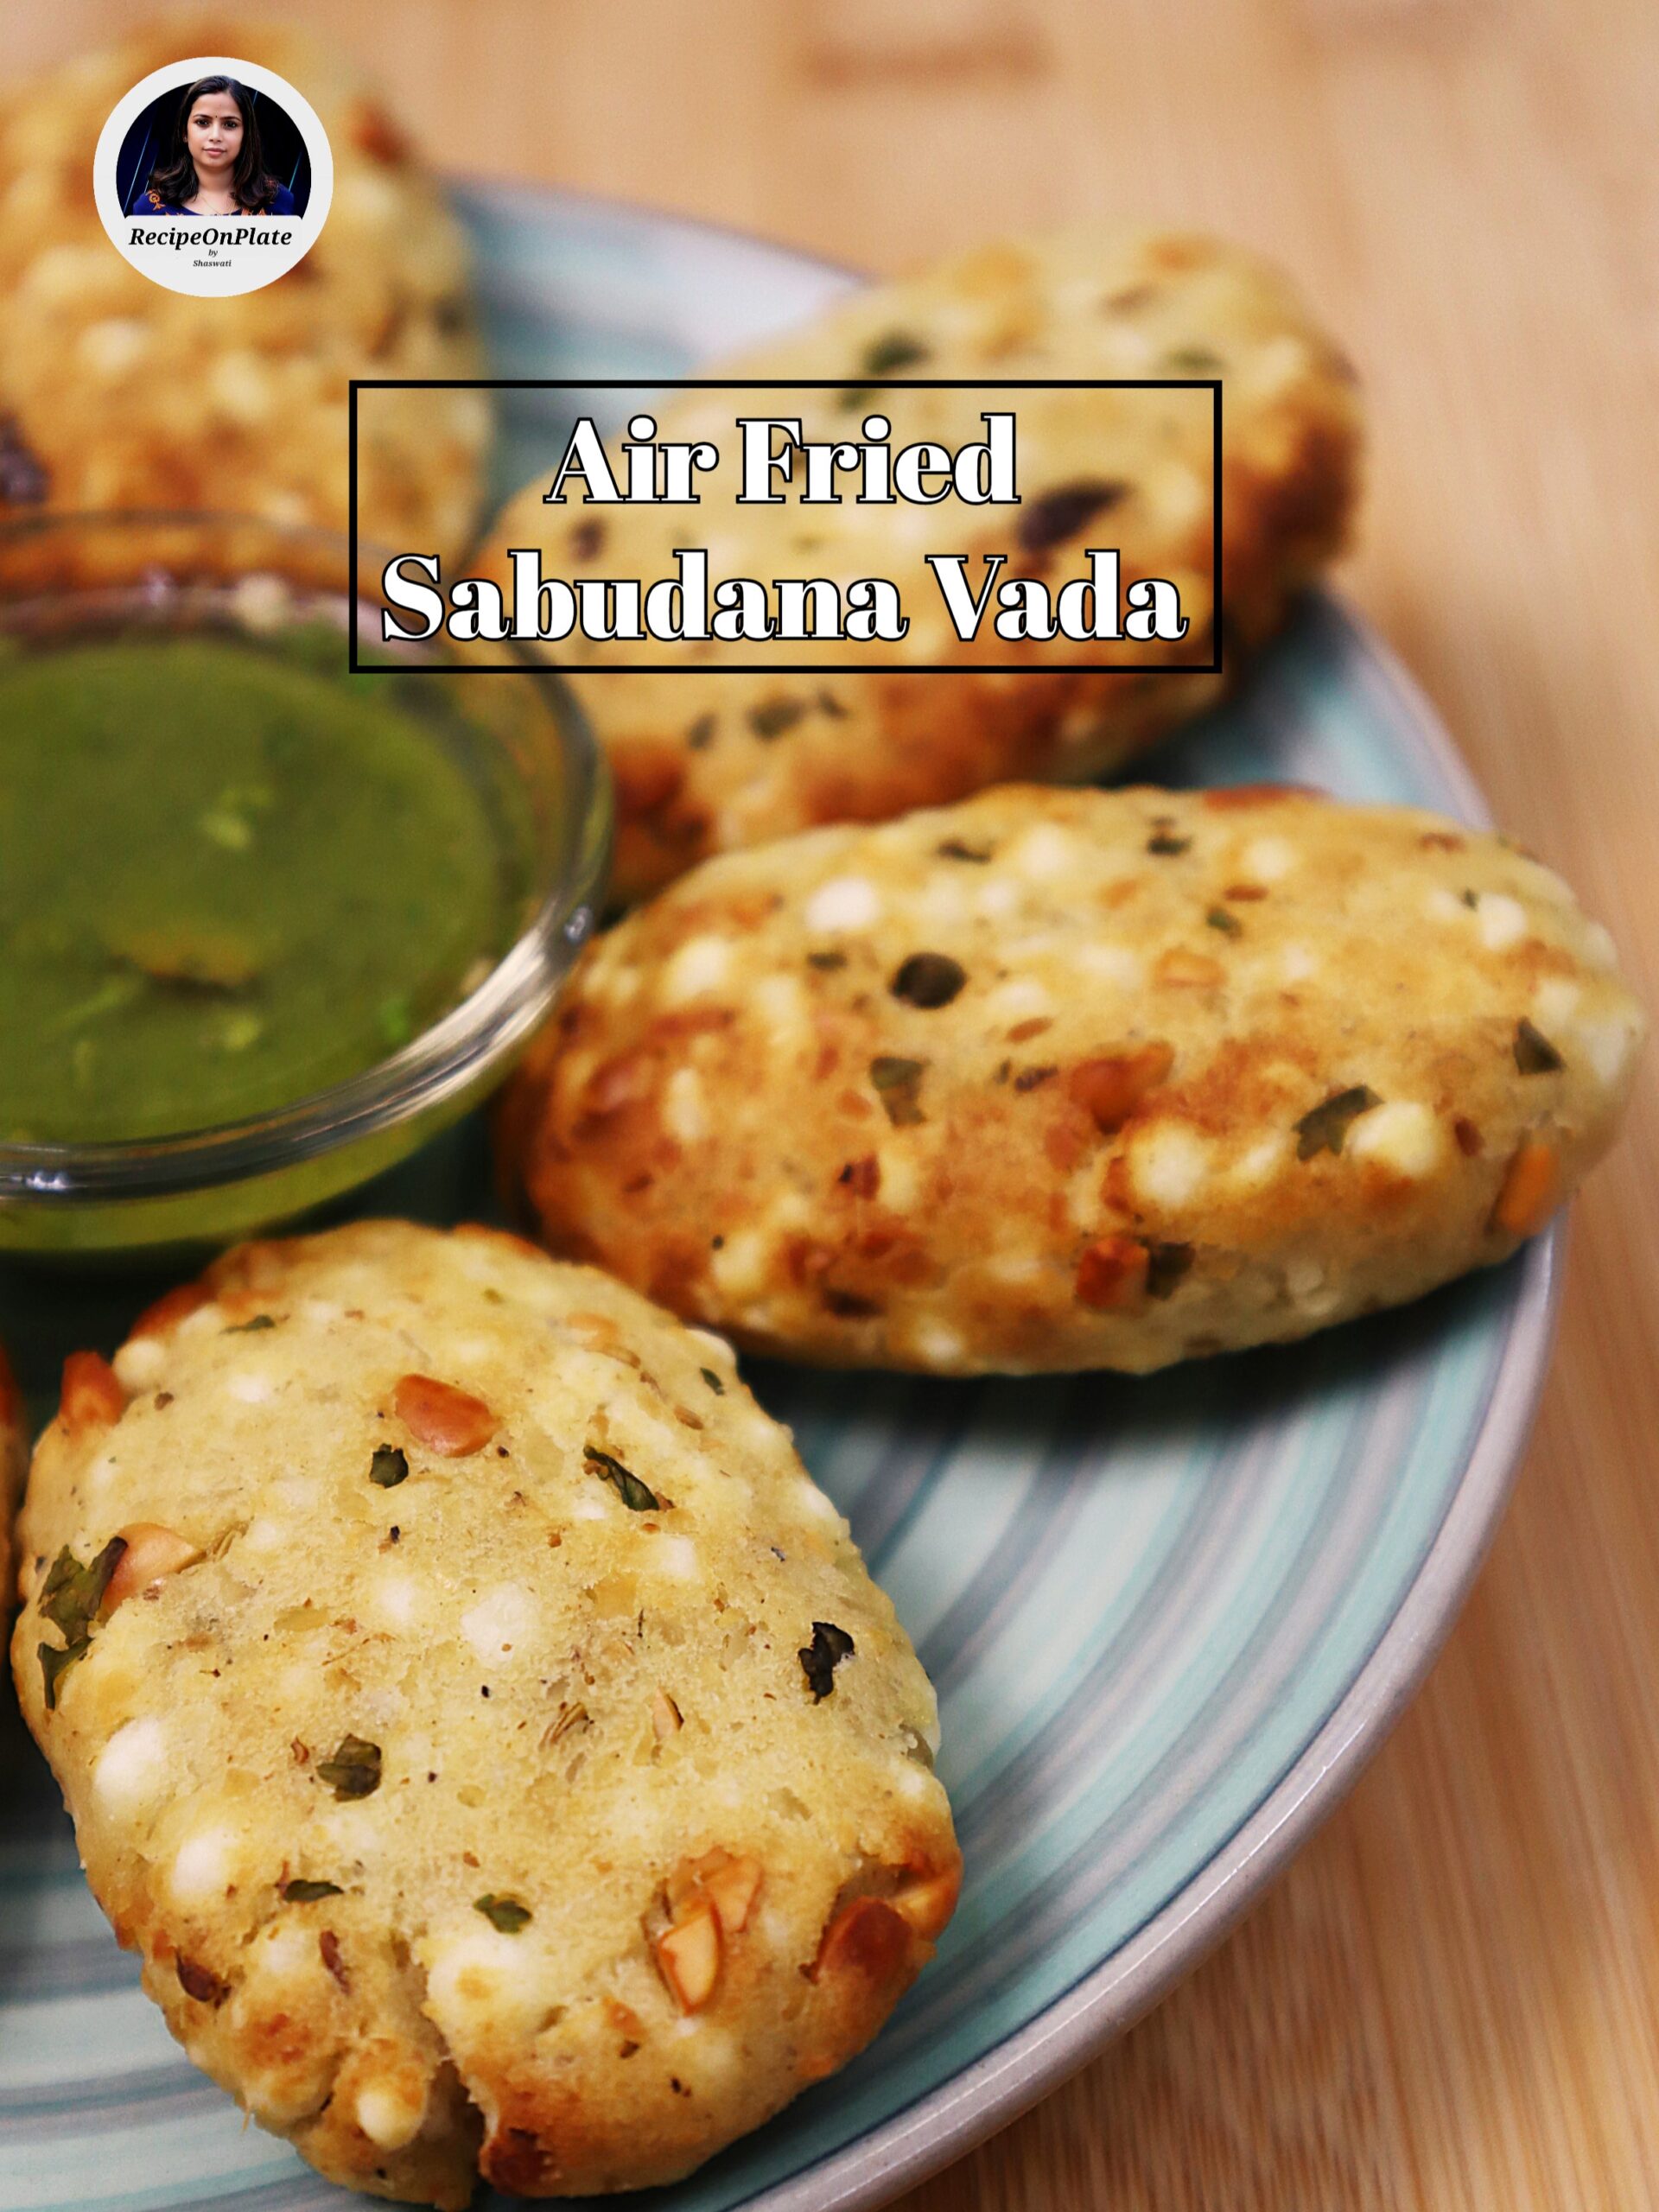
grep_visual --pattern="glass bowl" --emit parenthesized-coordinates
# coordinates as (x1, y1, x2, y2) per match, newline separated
(0, 513, 611, 1259)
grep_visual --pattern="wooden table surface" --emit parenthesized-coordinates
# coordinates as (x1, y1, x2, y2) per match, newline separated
(13, 1, 1659, 2204)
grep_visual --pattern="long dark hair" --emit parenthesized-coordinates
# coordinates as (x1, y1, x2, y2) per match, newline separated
(147, 76, 281, 212)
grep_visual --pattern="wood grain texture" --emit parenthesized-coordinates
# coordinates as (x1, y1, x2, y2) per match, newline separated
(9, 2, 1659, 2204)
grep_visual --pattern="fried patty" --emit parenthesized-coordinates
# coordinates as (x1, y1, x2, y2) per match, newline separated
(0, 19, 487, 572)
(501, 784, 1643, 1372)
(478, 228, 1362, 900)
(11, 1222, 957, 2203)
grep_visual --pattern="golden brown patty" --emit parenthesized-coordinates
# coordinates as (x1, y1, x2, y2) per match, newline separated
(0, 19, 487, 570)
(502, 784, 1643, 1373)
(478, 228, 1361, 901)
(11, 1222, 957, 2204)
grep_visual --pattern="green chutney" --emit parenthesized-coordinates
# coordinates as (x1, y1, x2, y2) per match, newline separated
(0, 635, 518, 1146)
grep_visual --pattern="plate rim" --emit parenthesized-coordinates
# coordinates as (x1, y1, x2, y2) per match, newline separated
(753, 604, 1562, 2212)
(0, 186, 1562, 2212)
(454, 186, 1562, 2209)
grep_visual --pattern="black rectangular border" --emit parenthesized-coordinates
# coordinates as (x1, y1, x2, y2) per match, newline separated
(347, 378, 1223, 676)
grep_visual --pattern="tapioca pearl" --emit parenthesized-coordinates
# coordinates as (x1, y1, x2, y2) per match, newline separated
(797, 1480, 844, 1527)
(423, 1924, 550, 2037)
(1424, 886, 1467, 925)
(876, 1147, 920, 1212)
(170, 1821, 241, 1904)
(985, 976, 1052, 1021)
(570, 1492, 610, 1523)
(459, 1583, 542, 1664)
(1583, 921, 1618, 969)
(1239, 835, 1295, 883)
(1576, 1016, 1641, 1089)
(686, 1326, 734, 1371)
(76, 315, 149, 378)
(911, 1318, 967, 1368)
(226, 1371, 274, 1405)
(369, 1572, 422, 1632)
(85, 1446, 121, 1501)
(1286, 1255, 1326, 1300)
(177, 1301, 221, 1338)
(92, 1715, 169, 1817)
(1006, 823, 1082, 880)
(710, 1231, 768, 1299)
(252, 1921, 318, 1980)
(974, 877, 1021, 919)
(804, 876, 881, 932)
(893, 1759, 939, 1802)
(1128, 1122, 1213, 1209)
(276, 1478, 320, 1513)
(1229, 1133, 1289, 1191)
(1241, 333, 1313, 400)
(1476, 893, 1529, 950)
(1278, 942, 1319, 984)
(1147, 459, 1210, 532)
(1074, 942, 1145, 989)
(1534, 977, 1583, 1030)
(601, 963, 643, 1006)
(1001, 931, 1067, 963)
(238, 1516, 283, 1557)
(355, 2078, 429, 2153)
(113, 1337, 166, 1390)
(663, 934, 733, 1004)
(912, 878, 971, 926)
(1066, 1160, 1103, 1229)
(983, 1253, 1046, 1286)
(664, 1066, 708, 1144)
(1346, 1101, 1443, 1178)
(652, 1535, 701, 1581)
(753, 974, 805, 1031)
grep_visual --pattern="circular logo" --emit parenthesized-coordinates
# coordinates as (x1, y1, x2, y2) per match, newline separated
(93, 55, 333, 298)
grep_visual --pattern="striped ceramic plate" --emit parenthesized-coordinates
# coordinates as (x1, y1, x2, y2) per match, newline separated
(0, 189, 1555, 2212)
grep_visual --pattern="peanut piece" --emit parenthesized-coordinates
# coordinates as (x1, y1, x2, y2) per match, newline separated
(656, 1901, 721, 2012)
(392, 1374, 497, 1456)
(1493, 1137, 1560, 1236)
(101, 1524, 201, 1614)
(59, 1351, 124, 1437)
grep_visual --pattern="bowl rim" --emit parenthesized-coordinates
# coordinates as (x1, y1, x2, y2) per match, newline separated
(0, 510, 613, 1205)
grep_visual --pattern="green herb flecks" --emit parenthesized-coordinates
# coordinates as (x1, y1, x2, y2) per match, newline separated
(859, 330, 931, 376)
(1017, 480, 1128, 556)
(370, 1445, 410, 1488)
(586, 1446, 660, 1513)
(282, 1877, 344, 1902)
(474, 1894, 532, 1933)
(699, 1368, 724, 1395)
(1147, 829, 1191, 857)
(1145, 1243, 1196, 1299)
(1514, 1018, 1566, 1074)
(799, 1620, 855, 1701)
(749, 698, 805, 741)
(1205, 907, 1242, 937)
(890, 953, 967, 1009)
(223, 1313, 276, 1334)
(40, 1536, 126, 1645)
(870, 1056, 926, 1126)
(317, 1735, 382, 1800)
(1294, 1086, 1382, 1160)
(37, 1535, 128, 1707)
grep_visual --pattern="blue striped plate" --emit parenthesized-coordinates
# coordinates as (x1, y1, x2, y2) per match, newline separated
(0, 188, 1555, 2212)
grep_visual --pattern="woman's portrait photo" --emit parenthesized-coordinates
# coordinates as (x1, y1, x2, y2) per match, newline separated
(118, 73, 310, 219)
